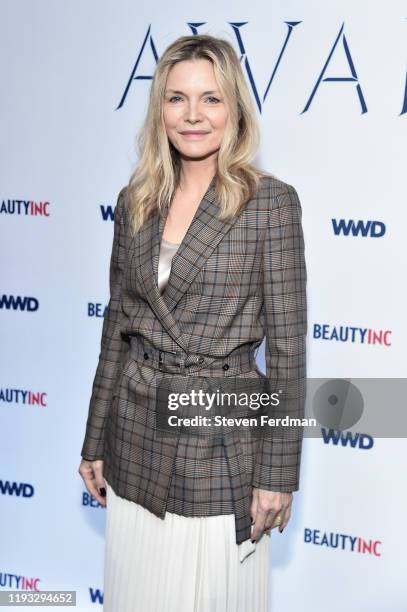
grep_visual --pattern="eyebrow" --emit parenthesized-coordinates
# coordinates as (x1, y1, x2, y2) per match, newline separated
(165, 89, 221, 95)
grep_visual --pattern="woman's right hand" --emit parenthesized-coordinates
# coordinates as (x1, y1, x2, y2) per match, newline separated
(78, 458, 107, 506)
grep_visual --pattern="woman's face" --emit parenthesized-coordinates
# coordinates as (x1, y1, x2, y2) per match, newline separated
(163, 59, 228, 162)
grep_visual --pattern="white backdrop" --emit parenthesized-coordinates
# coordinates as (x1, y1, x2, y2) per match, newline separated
(1, 1, 406, 610)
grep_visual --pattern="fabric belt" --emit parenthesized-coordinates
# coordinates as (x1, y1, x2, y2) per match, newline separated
(128, 334, 257, 377)
(127, 333, 258, 547)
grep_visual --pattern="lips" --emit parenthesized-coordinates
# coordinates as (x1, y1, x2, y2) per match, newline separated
(180, 131, 210, 135)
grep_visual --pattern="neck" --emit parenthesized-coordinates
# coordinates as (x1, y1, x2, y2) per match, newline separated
(178, 161, 217, 193)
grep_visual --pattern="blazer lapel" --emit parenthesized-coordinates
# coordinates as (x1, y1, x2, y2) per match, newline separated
(134, 175, 241, 352)
(163, 179, 239, 313)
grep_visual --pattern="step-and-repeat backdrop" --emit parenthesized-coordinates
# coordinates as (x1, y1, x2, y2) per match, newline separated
(1, 1, 406, 610)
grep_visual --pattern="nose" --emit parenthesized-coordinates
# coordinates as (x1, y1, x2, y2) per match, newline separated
(184, 100, 203, 122)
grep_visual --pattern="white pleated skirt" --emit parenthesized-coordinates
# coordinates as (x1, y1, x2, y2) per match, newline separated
(103, 479, 270, 612)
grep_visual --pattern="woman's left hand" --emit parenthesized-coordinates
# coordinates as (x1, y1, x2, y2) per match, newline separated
(250, 487, 292, 542)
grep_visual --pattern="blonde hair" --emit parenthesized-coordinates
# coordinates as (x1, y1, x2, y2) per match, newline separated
(126, 34, 273, 236)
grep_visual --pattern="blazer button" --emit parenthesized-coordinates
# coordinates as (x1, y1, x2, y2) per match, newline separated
(222, 363, 229, 371)
(143, 352, 149, 360)
(198, 357, 204, 364)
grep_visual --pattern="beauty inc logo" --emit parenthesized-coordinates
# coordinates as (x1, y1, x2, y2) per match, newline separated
(313, 324, 391, 346)
(0, 199, 117, 220)
(0, 573, 41, 592)
(0, 389, 47, 407)
(0, 200, 50, 216)
(304, 528, 382, 556)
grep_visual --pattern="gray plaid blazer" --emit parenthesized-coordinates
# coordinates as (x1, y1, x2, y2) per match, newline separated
(80, 174, 307, 545)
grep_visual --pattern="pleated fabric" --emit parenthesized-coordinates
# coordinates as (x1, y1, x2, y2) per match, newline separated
(103, 479, 270, 612)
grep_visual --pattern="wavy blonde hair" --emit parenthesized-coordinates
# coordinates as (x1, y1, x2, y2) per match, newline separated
(126, 34, 273, 236)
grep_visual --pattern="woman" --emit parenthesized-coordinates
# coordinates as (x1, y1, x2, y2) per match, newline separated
(79, 34, 307, 611)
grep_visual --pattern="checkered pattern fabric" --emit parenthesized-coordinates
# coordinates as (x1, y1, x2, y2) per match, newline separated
(81, 174, 307, 544)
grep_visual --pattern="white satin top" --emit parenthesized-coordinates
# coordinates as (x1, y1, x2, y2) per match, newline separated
(158, 237, 181, 293)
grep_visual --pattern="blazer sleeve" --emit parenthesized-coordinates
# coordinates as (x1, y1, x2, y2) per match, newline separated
(80, 186, 129, 461)
(252, 184, 307, 491)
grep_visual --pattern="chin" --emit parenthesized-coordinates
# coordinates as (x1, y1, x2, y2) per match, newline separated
(179, 148, 217, 160)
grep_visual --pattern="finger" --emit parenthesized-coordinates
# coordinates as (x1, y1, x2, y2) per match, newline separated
(250, 491, 259, 541)
(278, 505, 292, 533)
(250, 491, 258, 527)
(264, 513, 277, 530)
(80, 461, 106, 506)
(92, 461, 107, 499)
(251, 505, 268, 542)
(264, 508, 282, 530)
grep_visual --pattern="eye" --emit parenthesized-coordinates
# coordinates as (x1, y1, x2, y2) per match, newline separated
(168, 95, 182, 103)
(205, 96, 221, 104)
